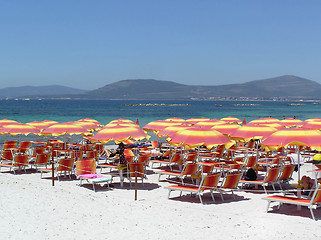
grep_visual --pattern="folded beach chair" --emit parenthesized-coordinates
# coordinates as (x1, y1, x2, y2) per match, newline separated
(263, 184, 321, 220)
(38, 156, 74, 181)
(137, 154, 150, 166)
(215, 172, 241, 201)
(158, 162, 198, 184)
(126, 162, 146, 187)
(99, 156, 134, 173)
(2, 140, 18, 150)
(19, 141, 32, 149)
(150, 149, 172, 168)
(165, 172, 221, 204)
(0, 153, 29, 174)
(29, 153, 51, 170)
(239, 166, 281, 194)
(277, 164, 295, 190)
(1, 149, 15, 162)
(75, 159, 112, 192)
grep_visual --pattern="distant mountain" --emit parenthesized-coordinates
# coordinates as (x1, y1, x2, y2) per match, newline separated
(85, 79, 191, 99)
(0, 85, 86, 98)
(1, 75, 320, 100)
(83, 75, 321, 100)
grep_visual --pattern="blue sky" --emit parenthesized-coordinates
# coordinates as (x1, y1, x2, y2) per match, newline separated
(1, 0, 321, 90)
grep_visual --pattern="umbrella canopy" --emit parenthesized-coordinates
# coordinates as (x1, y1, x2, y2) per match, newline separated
(164, 117, 185, 122)
(230, 126, 278, 142)
(193, 119, 225, 128)
(211, 124, 241, 136)
(156, 125, 191, 138)
(261, 129, 321, 151)
(42, 122, 87, 136)
(248, 117, 281, 125)
(168, 127, 231, 150)
(27, 120, 58, 130)
(75, 120, 102, 131)
(0, 119, 18, 127)
(0, 123, 41, 136)
(91, 125, 150, 144)
(302, 121, 321, 130)
(220, 116, 242, 124)
(280, 118, 303, 128)
(185, 117, 211, 123)
(304, 118, 321, 122)
(143, 120, 183, 132)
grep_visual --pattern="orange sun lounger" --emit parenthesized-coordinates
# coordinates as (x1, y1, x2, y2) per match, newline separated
(165, 172, 221, 204)
(263, 184, 321, 220)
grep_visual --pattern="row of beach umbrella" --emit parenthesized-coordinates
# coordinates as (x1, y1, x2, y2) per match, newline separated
(1, 117, 321, 152)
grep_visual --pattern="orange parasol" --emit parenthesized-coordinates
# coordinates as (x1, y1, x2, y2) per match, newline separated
(91, 125, 150, 144)
(142, 120, 183, 132)
(75, 120, 102, 131)
(42, 122, 88, 136)
(230, 126, 278, 142)
(211, 124, 241, 136)
(185, 117, 211, 124)
(248, 117, 281, 125)
(0, 123, 41, 136)
(168, 127, 231, 150)
(193, 119, 225, 128)
(220, 116, 242, 124)
(156, 125, 192, 138)
(0, 119, 18, 127)
(302, 121, 321, 130)
(27, 120, 58, 130)
(280, 118, 303, 128)
(261, 129, 321, 151)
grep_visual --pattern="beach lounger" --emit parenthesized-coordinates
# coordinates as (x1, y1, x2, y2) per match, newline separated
(263, 184, 321, 220)
(29, 153, 51, 169)
(215, 172, 241, 201)
(158, 162, 198, 184)
(1, 149, 15, 162)
(240, 166, 281, 194)
(75, 159, 112, 192)
(150, 149, 172, 168)
(277, 164, 295, 190)
(126, 162, 146, 187)
(38, 157, 74, 181)
(165, 172, 221, 204)
(0, 153, 29, 174)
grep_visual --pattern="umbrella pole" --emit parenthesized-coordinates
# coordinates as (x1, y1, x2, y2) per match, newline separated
(51, 151, 55, 187)
(296, 146, 302, 210)
(135, 165, 138, 200)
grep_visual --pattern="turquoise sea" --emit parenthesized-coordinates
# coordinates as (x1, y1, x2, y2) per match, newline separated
(1, 99, 321, 142)
(1, 99, 321, 127)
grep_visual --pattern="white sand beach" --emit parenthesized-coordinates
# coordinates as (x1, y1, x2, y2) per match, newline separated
(1, 160, 321, 240)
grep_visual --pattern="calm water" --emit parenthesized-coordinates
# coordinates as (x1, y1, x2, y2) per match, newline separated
(1, 99, 321, 127)
(1, 99, 321, 142)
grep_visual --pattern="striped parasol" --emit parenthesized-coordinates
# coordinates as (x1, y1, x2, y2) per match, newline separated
(302, 121, 321, 130)
(0, 119, 18, 127)
(230, 126, 278, 142)
(168, 127, 231, 150)
(211, 124, 241, 136)
(27, 120, 58, 130)
(42, 122, 88, 136)
(193, 119, 225, 128)
(91, 125, 150, 144)
(156, 125, 192, 138)
(220, 116, 242, 124)
(280, 118, 303, 128)
(261, 129, 321, 151)
(143, 120, 183, 133)
(0, 123, 41, 136)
